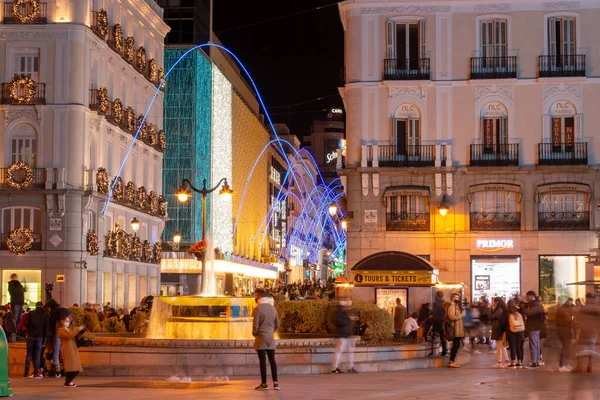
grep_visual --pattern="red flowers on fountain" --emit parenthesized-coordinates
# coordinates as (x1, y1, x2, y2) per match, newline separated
(187, 239, 207, 259)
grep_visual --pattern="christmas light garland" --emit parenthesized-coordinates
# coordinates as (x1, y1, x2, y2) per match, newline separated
(112, 24, 124, 53)
(112, 98, 123, 125)
(148, 59, 157, 83)
(136, 46, 147, 72)
(125, 106, 135, 132)
(158, 68, 165, 89)
(148, 191, 158, 214)
(158, 130, 166, 151)
(137, 116, 148, 140)
(153, 242, 162, 263)
(125, 37, 135, 63)
(87, 229, 99, 256)
(121, 233, 131, 259)
(148, 124, 157, 146)
(143, 240, 152, 262)
(158, 196, 167, 217)
(113, 177, 124, 201)
(98, 87, 109, 114)
(6, 161, 33, 190)
(95, 9, 108, 38)
(137, 186, 147, 210)
(12, 0, 40, 23)
(9, 75, 36, 104)
(125, 181, 136, 206)
(106, 225, 120, 257)
(7, 227, 34, 255)
(96, 167, 109, 194)
(132, 236, 142, 261)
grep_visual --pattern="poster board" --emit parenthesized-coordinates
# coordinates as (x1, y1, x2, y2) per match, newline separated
(375, 288, 408, 317)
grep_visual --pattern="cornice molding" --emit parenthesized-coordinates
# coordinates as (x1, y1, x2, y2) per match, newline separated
(362, 5, 451, 14)
(129, 0, 170, 36)
(543, 2, 580, 9)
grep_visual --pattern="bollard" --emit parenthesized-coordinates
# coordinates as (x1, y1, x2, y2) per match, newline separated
(0, 327, 13, 396)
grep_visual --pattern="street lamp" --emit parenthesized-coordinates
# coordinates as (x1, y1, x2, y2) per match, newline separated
(172, 232, 182, 251)
(341, 219, 348, 231)
(130, 217, 140, 235)
(175, 178, 233, 240)
(438, 194, 449, 217)
(328, 203, 338, 217)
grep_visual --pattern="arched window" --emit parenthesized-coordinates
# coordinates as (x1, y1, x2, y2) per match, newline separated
(481, 102, 508, 153)
(1, 206, 42, 233)
(9, 123, 37, 167)
(468, 184, 521, 231)
(394, 103, 420, 154)
(536, 183, 590, 230)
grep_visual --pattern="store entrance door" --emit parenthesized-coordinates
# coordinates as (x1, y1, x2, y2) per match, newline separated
(471, 257, 520, 301)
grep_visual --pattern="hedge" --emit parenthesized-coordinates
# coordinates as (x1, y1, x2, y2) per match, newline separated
(276, 300, 393, 342)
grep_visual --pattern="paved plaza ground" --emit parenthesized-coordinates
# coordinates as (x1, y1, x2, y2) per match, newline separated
(8, 349, 600, 400)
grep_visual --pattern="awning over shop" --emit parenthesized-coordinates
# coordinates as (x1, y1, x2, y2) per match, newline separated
(382, 185, 430, 198)
(535, 182, 591, 203)
(351, 251, 439, 286)
(466, 183, 522, 203)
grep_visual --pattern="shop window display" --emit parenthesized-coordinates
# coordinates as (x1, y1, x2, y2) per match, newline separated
(2, 270, 41, 306)
(471, 257, 520, 301)
(539, 255, 586, 304)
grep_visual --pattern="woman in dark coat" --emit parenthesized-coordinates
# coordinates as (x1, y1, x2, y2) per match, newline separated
(491, 297, 509, 368)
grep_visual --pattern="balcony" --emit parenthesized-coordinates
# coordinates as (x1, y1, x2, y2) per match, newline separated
(378, 145, 438, 167)
(384, 58, 430, 80)
(3, 1, 47, 23)
(0, 167, 46, 189)
(470, 56, 517, 79)
(1, 81, 45, 105)
(470, 144, 519, 167)
(386, 212, 430, 231)
(90, 10, 108, 40)
(470, 212, 521, 231)
(538, 211, 589, 231)
(538, 142, 587, 166)
(0, 232, 42, 251)
(539, 55, 586, 78)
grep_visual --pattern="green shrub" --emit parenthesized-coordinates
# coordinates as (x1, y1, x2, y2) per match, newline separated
(130, 311, 148, 333)
(83, 311, 102, 333)
(69, 307, 84, 326)
(277, 300, 393, 342)
(102, 316, 126, 333)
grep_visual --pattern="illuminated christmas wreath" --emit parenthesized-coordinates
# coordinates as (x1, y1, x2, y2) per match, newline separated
(9, 75, 36, 104)
(97, 87, 109, 114)
(112, 99, 123, 125)
(95, 9, 108, 38)
(6, 161, 33, 190)
(125, 37, 135, 63)
(148, 59, 157, 83)
(12, 0, 40, 23)
(7, 227, 34, 255)
(96, 167, 109, 194)
(86, 229, 99, 256)
(125, 106, 135, 132)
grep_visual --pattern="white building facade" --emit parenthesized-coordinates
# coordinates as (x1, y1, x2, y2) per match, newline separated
(339, 0, 600, 303)
(0, 0, 169, 308)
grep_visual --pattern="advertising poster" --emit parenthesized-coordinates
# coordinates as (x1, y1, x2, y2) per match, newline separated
(376, 288, 407, 317)
(552, 117, 562, 147)
(471, 259, 520, 301)
(483, 119, 494, 150)
(475, 275, 490, 291)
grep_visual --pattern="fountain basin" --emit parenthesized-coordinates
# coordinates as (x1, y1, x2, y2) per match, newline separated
(147, 296, 256, 340)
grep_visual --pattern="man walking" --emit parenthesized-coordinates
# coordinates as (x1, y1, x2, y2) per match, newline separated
(393, 298, 407, 339)
(523, 290, 544, 369)
(429, 291, 447, 357)
(23, 302, 49, 379)
(8, 274, 25, 328)
(331, 298, 358, 374)
(555, 297, 573, 372)
(252, 289, 280, 390)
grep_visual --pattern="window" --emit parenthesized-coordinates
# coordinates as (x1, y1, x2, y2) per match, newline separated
(480, 20, 507, 58)
(386, 20, 425, 69)
(548, 17, 575, 57)
(11, 135, 36, 166)
(472, 190, 517, 214)
(2, 207, 42, 233)
(385, 191, 430, 231)
(394, 118, 420, 156)
(539, 256, 586, 304)
(13, 50, 39, 80)
(470, 190, 521, 231)
(551, 116, 575, 149)
(538, 191, 589, 230)
(482, 117, 507, 153)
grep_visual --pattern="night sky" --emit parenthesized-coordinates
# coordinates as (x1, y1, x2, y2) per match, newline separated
(214, 0, 344, 137)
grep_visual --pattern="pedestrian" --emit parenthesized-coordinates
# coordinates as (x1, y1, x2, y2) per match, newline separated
(522, 290, 544, 369)
(490, 297, 509, 368)
(7, 274, 25, 328)
(46, 300, 72, 377)
(445, 293, 465, 368)
(429, 291, 447, 357)
(56, 315, 84, 387)
(330, 298, 359, 374)
(506, 299, 525, 368)
(252, 288, 280, 390)
(469, 302, 482, 354)
(1, 306, 17, 343)
(23, 302, 49, 379)
(478, 297, 492, 348)
(402, 311, 419, 338)
(571, 293, 599, 373)
(555, 297, 573, 372)
(393, 297, 407, 340)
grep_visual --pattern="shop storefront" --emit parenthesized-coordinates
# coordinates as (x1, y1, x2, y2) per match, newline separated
(539, 255, 587, 303)
(471, 256, 520, 301)
(1, 270, 42, 307)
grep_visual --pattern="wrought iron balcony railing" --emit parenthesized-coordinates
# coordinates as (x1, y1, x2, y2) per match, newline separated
(470, 56, 517, 79)
(3, 1, 47, 24)
(538, 211, 589, 231)
(470, 212, 521, 231)
(470, 144, 519, 166)
(386, 212, 430, 231)
(538, 142, 587, 166)
(384, 58, 431, 80)
(378, 145, 437, 167)
(0, 167, 46, 189)
(1, 82, 45, 105)
(539, 55, 586, 78)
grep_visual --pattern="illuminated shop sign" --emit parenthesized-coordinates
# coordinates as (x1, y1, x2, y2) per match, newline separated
(476, 239, 515, 252)
(326, 151, 338, 164)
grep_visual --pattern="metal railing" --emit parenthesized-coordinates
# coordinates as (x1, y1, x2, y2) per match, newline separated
(378, 145, 436, 167)
(470, 212, 521, 231)
(384, 58, 431, 80)
(470, 56, 517, 79)
(3, 1, 47, 23)
(538, 142, 587, 165)
(470, 144, 519, 166)
(0, 232, 43, 250)
(0, 167, 46, 189)
(539, 55, 586, 78)
(386, 212, 430, 231)
(538, 211, 589, 231)
(1, 82, 45, 105)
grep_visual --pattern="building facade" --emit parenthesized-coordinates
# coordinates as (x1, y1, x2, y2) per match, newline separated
(339, 0, 600, 303)
(0, 0, 170, 307)
(302, 110, 346, 185)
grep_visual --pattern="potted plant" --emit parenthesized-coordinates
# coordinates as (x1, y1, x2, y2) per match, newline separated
(187, 239, 207, 261)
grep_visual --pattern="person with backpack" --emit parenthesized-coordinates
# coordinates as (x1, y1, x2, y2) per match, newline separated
(490, 297, 509, 368)
(555, 297, 574, 372)
(506, 299, 525, 368)
(445, 293, 464, 368)
(522, 290, 544, 369)
(429, 291, 447, 357)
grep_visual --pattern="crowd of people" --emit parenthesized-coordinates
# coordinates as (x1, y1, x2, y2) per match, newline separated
(410, 290, 600, 371)
(264, 278, 337, 301)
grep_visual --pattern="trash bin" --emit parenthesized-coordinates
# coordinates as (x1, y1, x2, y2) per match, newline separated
(0, 327, 13, 396)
